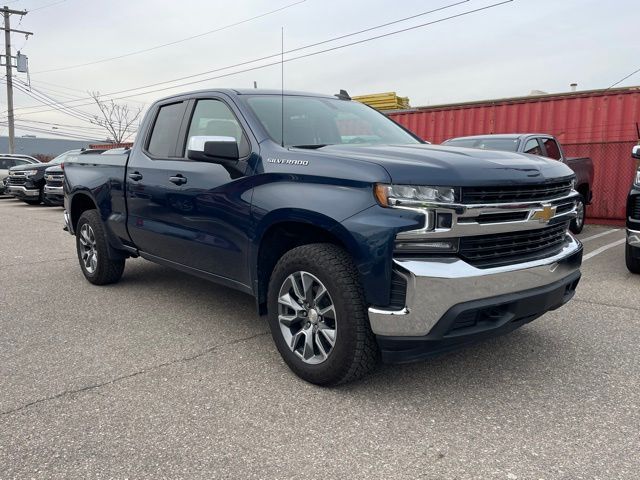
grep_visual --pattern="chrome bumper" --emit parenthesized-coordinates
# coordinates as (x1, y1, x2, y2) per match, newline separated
(44, 185, 63, 195)
(627, 229, 640, 248)
(6, 185, 40, 197)
(368, 235, 583, 337)
(63, 210, 72, 233)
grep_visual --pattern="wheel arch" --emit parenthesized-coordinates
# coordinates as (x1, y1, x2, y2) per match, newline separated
(69, 191, 98, 233)
(252, 211, 361, 316)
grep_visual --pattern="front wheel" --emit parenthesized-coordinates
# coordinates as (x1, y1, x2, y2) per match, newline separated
(570, 195, 586, 234)
(76, 210, 125, 285)
(626, 243, 640, 274)
(267, 244, 379, 386)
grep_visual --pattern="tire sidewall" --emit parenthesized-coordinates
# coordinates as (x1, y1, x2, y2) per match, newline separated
(570, 196, 585, 234)
(76, 214, 100, 281)
(267, 248, 365, 385)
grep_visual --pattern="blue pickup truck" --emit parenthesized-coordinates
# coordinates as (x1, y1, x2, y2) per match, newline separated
(64, 89, 583, 385)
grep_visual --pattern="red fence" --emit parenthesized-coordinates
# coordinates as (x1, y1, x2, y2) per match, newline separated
(388, 87, 640, 222)
(562, 141, 636, 221)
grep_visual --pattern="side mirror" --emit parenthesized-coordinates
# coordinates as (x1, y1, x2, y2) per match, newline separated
(187, 135, 239, 163)
(633, 145, 640, 160)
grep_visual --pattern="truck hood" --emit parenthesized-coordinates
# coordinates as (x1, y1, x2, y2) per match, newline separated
(9, 162, 52, 173)
(308, 144, 574, 186)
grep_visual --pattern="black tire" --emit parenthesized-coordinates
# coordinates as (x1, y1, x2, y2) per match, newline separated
(76, 209, 125, 285)
(267, 243, 379, 386)
(626, 243, 640, 274)
(570, 195, 586, 234)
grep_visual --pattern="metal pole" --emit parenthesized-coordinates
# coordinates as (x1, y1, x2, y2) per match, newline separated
(3, 7, 15, 153)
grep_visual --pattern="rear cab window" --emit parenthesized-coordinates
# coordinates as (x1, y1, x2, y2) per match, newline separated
(146, 102, 187, 158)
(542, 138, 562, 160)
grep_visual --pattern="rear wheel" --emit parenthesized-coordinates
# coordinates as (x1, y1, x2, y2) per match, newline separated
(570, 195, 586, 234)
(76, 210, 125, 285)
(626, 243, 640, 274)
(267, 244, 379, 385)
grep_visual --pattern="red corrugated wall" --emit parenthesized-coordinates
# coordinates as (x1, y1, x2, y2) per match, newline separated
(388, 87, 640, 221)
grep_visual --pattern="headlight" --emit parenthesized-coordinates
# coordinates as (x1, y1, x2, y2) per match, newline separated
(635, 169, 640, 187)
(17, 169, 38, 177)
(374, 184, 456, 206)
(570, 178, 576, 190)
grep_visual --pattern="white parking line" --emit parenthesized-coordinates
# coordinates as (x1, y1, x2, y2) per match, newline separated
(583, 238, 627, 261)
(580, 228, 620, 243)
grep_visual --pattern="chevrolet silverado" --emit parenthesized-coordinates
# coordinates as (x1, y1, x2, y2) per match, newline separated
(63, 89, 583, 385)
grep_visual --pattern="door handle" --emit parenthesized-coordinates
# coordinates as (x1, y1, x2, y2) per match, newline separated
(169, 174, 187, 185)
(128, 172, 143, 181)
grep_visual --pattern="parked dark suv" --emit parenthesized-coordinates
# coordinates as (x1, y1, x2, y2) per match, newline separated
(627, 145, 640, 273)
(7, 149, 104, 205)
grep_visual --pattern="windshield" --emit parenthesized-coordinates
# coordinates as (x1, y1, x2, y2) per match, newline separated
(443, 137, 519, 152)
(48, 150, 78, 165)
(244, 95, 421, 147)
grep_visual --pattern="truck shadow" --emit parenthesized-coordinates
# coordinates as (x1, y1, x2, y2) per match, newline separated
(111, 258, 572, 395)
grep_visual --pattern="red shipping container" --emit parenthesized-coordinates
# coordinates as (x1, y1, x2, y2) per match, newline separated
(388, 87, 640, 221)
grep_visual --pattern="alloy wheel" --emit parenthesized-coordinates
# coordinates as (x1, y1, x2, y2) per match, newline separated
(277, 271, 337, 365)
(79, 223, 98, 274)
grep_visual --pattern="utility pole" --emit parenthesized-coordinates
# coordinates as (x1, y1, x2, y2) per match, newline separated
(1, 6, 32, 153)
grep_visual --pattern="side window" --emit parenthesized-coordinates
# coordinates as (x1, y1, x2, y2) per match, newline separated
(523, 139, 542, 156)
(542, 138, 561, 160)
(147, 102, 185, 157)
(0, 159, 14, 169)
(185, 99, 250, 157)
(14, 159, 29, 166)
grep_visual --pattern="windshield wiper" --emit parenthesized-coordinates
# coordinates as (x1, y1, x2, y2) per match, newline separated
(290, 144, 330, 149)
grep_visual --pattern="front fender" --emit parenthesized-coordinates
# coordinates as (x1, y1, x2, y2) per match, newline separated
(250, 178, 424, 306)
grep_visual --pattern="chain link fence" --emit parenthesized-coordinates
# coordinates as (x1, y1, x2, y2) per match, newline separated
(563, 141, 637, 222)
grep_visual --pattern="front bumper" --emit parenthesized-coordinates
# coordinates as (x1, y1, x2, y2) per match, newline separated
(6, 185, 40, 198)
(627, 228, 640, 251)
(369, 235, 583, 361)
(44, 185, 63, 196)
(44, 185, 64, 205)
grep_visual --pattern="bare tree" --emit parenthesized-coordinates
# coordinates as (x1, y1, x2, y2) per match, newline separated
(89, 91, 142, 143)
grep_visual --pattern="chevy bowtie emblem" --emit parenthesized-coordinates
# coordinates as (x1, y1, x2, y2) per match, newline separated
(531, 205, 557, 223)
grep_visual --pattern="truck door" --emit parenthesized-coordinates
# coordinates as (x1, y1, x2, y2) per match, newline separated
(127, 96, 254, 286)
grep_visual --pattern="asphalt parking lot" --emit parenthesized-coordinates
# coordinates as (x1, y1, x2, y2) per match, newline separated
(1, 196, 638, 480)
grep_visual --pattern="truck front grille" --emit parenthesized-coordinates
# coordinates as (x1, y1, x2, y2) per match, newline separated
(459, 221, 569, 268)
(631, 196, 640, 220)
(8, 176, 26, 185)
(45, 174, 64, 187)
(462, 181, 573, 204)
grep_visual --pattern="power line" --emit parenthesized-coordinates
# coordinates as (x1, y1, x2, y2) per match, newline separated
(24, 0, 470, 107)
(606, 66, 640, 90)
(16, 0, 504, 116)
(28, 0, 68, 13)
(1, 121, 102, 140)
(10, 80, 97, 123)
(32, 0, 307, 74)
(11, 0, 469, 116)
(13, 117, 119, 132)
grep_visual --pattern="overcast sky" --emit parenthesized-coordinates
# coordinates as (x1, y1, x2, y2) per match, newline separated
(1, 0, 638, 141)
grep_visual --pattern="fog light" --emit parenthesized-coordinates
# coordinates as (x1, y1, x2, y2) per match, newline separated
(394, 238, 459, 255)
